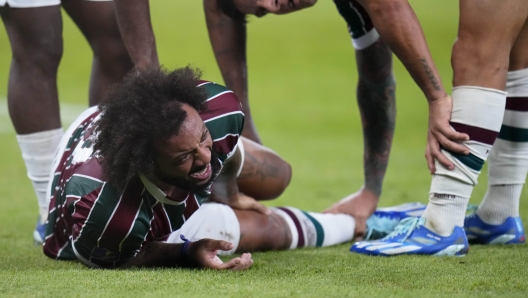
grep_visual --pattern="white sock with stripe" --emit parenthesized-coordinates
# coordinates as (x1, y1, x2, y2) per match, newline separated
(17, 128, 64, 224)
(424, 86, 506, 236)
(272, 207, 355, 248)
(477, 68, 528, 224)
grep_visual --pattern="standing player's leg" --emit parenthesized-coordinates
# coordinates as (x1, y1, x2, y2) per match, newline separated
(61, 0, 133, 106)
(352, 0, 528, 256)
(326, 0, 396, 239)
(465, 18, 528, 245)
(0, 4, 65, 244)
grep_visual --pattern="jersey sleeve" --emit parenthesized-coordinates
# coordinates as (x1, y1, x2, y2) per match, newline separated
(197, 81, 245, 162)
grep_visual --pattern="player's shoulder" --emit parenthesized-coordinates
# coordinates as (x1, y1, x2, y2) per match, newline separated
(197, 80, 233, 99)
(196, 80, 243, 121)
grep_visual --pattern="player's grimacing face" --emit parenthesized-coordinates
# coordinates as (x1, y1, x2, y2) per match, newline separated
(153, 104, 214, 190)
(233, 0, 317, 17)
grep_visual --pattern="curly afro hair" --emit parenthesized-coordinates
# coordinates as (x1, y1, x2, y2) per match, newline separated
(94, 67, 208, 192)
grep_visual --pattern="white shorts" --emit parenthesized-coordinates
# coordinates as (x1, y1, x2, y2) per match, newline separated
(0, 0, 110, 8)
(166, 202, 241, 256)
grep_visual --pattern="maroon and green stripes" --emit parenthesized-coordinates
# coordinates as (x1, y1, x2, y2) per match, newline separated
(450, 122, 498, 146)
(45, 80, 244, 268)
(277, 207, 325, 248)
(499, 97, 528, 143)
(199, 81, 244, 160)
(447, 121, 499, 171)
(302, 211, 325, 247)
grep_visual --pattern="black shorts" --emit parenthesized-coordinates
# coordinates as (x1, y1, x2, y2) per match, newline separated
(333, 0, 379, 49)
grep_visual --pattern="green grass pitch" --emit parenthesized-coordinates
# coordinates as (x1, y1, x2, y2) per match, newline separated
(0, 1, 527, 297)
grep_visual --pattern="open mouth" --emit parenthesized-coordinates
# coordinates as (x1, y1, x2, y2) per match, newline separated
(188, 163, 212, 184)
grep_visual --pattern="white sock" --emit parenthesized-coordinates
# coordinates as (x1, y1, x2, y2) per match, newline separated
(272, 207, 355, 248)
(423, 193, 469, 236)
(17, 128, 64, 224)
(477, 69, 528, 224)
(426, 86, 506, 236)
(477, 184, 522, 224)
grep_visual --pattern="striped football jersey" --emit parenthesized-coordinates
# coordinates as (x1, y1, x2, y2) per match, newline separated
(43, 81, 243, 268)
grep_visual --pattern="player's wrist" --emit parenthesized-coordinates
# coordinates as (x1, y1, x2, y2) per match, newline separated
(426, 91, 449, 103)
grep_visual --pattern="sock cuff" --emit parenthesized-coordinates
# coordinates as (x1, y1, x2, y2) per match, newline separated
(271, 208, 299, 249)
(273, 207, 324, 248)
(452, 85, 506, 96)
(507, 68, 528, 96)
(17, 128, 64, 161)
(352, 29, 380, 50)
(451, 86, 506, 133)
(16, 128, 64, 143)
(507, 68, 528, 83)
(430, 173, 473, 198)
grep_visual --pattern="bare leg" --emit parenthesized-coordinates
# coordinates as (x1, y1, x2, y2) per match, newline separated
(355, 39, 396, 197)
(234, 207, 355, 253)
(234, 209, 292, 252)
(509, 18, 528, 71)
(452, 0, 528, 89)
(325, 39, 396, 239)
(422, 0, 528, 236)
(472, 17, 528, 230)
(237, 137, 292, 201)
(1, 5, 63, 134)
(62, 0, 133, 106)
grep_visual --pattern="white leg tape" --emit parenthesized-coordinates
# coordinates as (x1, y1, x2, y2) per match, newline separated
(166, 202, 240, 256)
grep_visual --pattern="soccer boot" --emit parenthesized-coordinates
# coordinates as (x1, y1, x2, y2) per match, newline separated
(351, 217, 469, 256)
(365, 202, 426, 240)
(33, 216, 46, 246)
(464, 212, 526, 245)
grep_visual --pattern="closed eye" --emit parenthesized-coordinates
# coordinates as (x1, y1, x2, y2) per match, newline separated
(174, 154, 190, 165)
(201, 129, 209, 143)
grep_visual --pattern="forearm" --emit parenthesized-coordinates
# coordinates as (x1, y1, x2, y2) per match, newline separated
(355, 40, 396, 197)
(119, 241, 191, 269)
(204, 0, 248, 103)
(114, 0, 159, 70)
(204, 0, 262, 142)
(358, 0, 446, 102)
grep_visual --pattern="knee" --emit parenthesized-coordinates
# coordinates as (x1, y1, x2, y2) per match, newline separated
(12, 40, 62, 76)
(452, 38, 509, 79)
(265, 159, 292, 200)
(277, 160, 292, 195)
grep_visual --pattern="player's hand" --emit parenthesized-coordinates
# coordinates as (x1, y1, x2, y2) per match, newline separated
(426, 94, 469, 173)
(323, 187, 379, 240)
(227, 193, 271, 216)
(187, 239, 253, 271)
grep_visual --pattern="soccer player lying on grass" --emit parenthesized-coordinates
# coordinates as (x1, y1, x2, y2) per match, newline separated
(43, 67, 366, 269)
